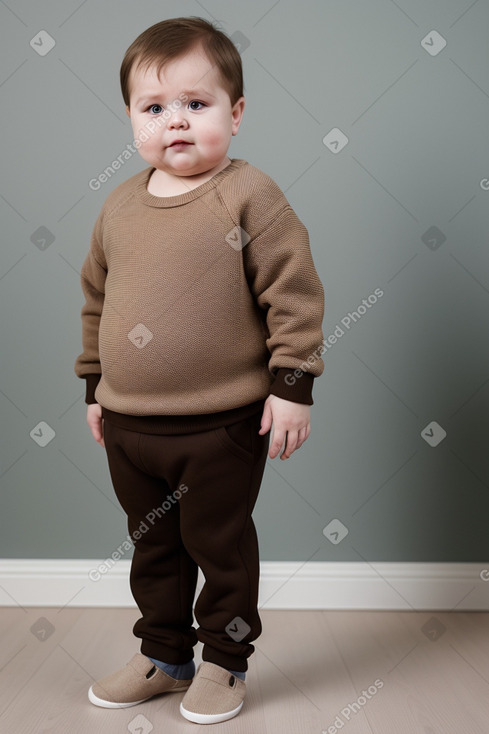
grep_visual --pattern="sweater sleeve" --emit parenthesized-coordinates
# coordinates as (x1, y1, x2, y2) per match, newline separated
(242, 200, 325, 405)
(73, 209, 107, 404)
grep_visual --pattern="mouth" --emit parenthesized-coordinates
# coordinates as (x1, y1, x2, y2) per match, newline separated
(168, 140, 192, 148)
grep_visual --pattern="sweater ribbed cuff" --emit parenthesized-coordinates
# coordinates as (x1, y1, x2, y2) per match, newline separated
(269, 368, 315, 405)
(84, 374, 101, 404)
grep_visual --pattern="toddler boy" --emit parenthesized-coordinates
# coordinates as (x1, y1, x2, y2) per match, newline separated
(75, 16, 324, 725)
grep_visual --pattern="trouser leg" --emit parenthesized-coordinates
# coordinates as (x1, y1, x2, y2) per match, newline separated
(176, 410, 269, 672)
(102, 418, 198, 664)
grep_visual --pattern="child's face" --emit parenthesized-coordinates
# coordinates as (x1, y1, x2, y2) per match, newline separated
(126, 45, 245, 180)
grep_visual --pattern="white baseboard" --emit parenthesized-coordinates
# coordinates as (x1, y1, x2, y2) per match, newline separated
(1, 560, 488, 610)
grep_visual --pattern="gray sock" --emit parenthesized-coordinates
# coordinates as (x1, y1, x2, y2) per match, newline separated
(228, 668, 246, 681)
(148, 657, 195, 680)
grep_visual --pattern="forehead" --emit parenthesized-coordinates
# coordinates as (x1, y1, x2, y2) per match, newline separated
(129, 46, 222, 100)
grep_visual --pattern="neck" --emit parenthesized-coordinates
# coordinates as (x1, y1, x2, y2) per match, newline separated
(147, 158, 232, 197)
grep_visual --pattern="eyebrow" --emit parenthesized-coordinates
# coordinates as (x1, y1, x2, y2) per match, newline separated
(134, 88, 216, 106)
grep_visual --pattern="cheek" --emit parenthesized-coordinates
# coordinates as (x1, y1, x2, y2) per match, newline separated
(198, 120, 231, 148)
(132, 117, 161, 148)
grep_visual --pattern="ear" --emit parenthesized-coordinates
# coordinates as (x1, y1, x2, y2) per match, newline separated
(231, 96, 245, 136)
(125, 105, 131, 117)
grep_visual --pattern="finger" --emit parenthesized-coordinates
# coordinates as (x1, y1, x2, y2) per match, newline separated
(259, 402, 273, 434)
(269, 426, 286, 458)
(295, 425, 310, 447)
(296, 426, 309, 447)
(280, 432, 299, 460)
(92, 423, 103, 444)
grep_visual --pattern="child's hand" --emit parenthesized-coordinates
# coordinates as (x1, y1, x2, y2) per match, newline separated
(259, 395, 311, 460)
(87, 403, 105, 448)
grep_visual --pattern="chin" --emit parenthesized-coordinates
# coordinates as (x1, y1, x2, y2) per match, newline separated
(172, 161, 208, 174)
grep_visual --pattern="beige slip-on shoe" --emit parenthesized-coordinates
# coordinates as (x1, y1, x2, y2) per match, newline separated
(88, 653, 193, 709)
(179, 662, 246, 724)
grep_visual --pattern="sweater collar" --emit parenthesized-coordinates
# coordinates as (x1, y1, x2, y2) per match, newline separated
(135, 158, 246, 208)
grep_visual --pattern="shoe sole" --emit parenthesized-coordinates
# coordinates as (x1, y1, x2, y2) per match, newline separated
(88, 684, 191, 709)
(179, 700, 243, 724)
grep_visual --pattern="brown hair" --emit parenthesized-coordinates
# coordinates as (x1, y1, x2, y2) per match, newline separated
(120, 17, 243, 107)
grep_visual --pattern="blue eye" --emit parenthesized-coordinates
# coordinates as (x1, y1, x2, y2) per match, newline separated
(189, 100, 204, 111)
(149, 104, 162, 114)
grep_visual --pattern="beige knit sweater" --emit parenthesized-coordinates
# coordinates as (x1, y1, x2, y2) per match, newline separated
(74, 159, 325, 420)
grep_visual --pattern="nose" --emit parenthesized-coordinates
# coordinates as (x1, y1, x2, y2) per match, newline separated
(167, 110, 188, 130)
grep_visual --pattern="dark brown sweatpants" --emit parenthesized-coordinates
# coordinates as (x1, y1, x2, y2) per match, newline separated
(102, 408, 269, 672)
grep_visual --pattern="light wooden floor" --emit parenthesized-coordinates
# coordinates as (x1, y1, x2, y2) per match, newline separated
(1, 607, 489, 733)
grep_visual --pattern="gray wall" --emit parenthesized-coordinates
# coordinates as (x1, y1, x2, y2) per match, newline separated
(1, 0, 488, 562)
